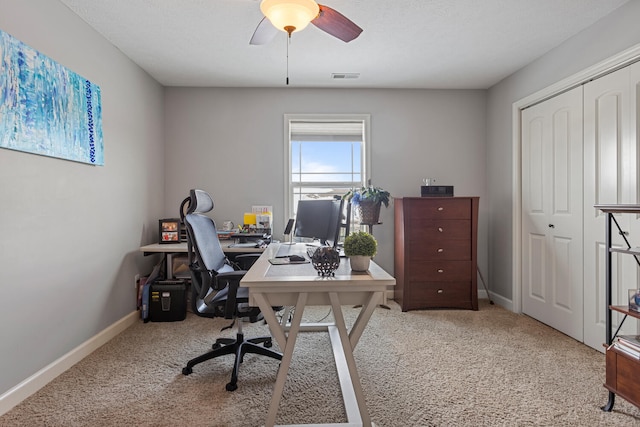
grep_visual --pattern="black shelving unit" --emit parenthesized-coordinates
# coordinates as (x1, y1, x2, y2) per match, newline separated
(595, 204, 640, 412)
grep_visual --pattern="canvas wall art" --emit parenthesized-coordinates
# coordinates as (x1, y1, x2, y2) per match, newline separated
(0, 29, 103, 165)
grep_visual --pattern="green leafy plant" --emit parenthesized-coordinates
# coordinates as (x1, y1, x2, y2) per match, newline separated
(343, 231, 377, 257)
(343, 186, 391, 208)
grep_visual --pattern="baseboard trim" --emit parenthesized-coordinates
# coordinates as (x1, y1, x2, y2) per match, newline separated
(0, 311, 139, 416)
(483, 292, 513, 311)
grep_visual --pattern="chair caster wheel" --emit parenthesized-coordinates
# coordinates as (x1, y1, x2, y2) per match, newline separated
(182, 367, 193, 375)
(226, 382, 238, 391)
(212, 343, 222, 350)
(265, 339, 272, 348)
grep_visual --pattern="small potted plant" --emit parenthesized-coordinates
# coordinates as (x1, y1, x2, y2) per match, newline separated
(343, 186, 391, 225)
(343, 231, 377, 271)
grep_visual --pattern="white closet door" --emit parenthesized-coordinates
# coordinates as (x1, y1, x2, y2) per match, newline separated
(583, 63, 640, 351)
(521, 86, 584, 341)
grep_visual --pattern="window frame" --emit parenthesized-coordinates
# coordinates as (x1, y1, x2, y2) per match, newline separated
(284, 114, 371, 220)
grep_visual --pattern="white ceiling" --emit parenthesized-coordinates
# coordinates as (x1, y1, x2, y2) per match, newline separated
(59, 0, 629, 89)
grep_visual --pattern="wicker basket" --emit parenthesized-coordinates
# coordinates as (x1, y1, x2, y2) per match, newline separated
(356, 200, 381, 225)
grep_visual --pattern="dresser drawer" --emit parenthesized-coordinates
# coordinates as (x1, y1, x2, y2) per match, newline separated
(408, 260, 472, 281)
(408, 198, 471, 220)
(409, 239, 471, 261)
(403, 281, 472, 310)
(410, 219, 471, 241)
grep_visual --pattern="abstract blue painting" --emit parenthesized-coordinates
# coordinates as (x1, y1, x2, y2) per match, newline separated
(0, 29, 103, 165)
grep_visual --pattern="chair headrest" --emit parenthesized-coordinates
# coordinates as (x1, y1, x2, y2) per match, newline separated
(187, 189, 214, 214)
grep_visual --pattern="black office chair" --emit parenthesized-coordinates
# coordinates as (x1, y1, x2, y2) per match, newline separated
(180, 189, 282, 391)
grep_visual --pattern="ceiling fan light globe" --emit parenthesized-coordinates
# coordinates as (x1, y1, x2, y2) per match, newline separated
(260, 0, 319, 34)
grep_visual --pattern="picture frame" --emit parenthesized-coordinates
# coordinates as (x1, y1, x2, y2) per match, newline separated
(159, 218, 181, 244)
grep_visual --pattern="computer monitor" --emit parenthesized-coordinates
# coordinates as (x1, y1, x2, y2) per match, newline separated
(294, 199, 343, 247)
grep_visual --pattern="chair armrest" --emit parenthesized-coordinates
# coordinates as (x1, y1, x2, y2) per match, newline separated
(215, 270, 248, 319)
(234, 253, 261, 270)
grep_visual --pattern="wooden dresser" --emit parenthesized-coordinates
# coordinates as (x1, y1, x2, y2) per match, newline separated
(394, 197, 479, 311)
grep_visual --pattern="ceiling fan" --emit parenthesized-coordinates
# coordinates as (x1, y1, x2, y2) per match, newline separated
(250, 0, 363, 45)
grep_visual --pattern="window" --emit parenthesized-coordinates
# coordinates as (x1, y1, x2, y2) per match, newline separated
(284, 114, 370, 233)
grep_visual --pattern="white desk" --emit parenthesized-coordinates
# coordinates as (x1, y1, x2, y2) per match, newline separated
(139, 241, 264, 278)
(241, 243, 395, 427)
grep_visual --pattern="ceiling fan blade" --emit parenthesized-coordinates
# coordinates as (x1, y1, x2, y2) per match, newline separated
(312, 4, 363, 43)
(250, 16, 279, 45)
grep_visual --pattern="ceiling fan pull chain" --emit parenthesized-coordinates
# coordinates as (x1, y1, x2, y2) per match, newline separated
(286, 34, 290, 86)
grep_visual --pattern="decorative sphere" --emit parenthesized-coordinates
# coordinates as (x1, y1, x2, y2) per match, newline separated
(308, 246, 340, 276)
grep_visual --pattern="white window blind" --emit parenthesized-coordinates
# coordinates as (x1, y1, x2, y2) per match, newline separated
(284, 114, 370, 224)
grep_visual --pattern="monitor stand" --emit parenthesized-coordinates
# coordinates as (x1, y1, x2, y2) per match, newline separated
(281, 233, 295, 245)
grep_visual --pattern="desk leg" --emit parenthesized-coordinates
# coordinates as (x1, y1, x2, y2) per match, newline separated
(348, 292, 381, 349)
(253, 294, 288, 352)
(329, 291, 381, 427)
(254, 292, 308, 427)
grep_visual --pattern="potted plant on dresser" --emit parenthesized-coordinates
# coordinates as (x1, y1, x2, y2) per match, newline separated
(343, 186, 391, 225)
(343, 231, 377, 272)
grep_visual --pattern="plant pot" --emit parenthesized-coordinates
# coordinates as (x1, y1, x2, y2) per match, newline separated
(349, 255, 371, 272)
(356, 200, 381, 225)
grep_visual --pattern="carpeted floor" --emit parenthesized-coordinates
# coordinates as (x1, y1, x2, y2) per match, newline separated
(2, 300, 640, 426)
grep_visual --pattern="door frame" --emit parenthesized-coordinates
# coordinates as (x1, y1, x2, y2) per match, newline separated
(511, 43, 640, 314)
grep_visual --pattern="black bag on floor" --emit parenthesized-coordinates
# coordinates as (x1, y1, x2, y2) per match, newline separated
(148, 280, 187, 322)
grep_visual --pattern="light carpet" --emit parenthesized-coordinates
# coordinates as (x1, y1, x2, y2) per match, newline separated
(2, 300, 640, 426)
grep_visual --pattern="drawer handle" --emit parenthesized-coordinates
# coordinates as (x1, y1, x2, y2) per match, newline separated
(437, 207, 444, 211)
(437, 269, 444, 273)
(438, 227, 444, 233)
(437, 248, 444, 253)
(437, 289, 444, 294)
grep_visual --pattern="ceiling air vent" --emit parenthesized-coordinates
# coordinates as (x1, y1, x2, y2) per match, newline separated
(331, 73, 360, 80)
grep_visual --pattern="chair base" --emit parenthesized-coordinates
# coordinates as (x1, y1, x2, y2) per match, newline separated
(182, 332, 282, 391)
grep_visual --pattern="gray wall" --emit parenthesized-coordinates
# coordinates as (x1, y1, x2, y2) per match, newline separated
(0, 1, 165, 397)
(486, 0, 640, 303)
(163, 88, 488, 275)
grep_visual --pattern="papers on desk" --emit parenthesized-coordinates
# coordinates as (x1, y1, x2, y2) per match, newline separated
(269, 258, 310, 265)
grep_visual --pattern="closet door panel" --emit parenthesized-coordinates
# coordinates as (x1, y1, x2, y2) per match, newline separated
(522, 86, 583, 342)
(526, 232, 546, 300)
(596, 92, 623, 204)
(583, 65, 638, 351)
(552, 108, 572, 213)
(528, 117, 545, 213)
